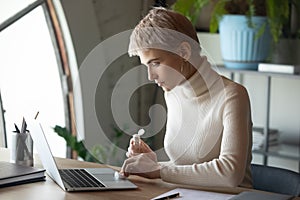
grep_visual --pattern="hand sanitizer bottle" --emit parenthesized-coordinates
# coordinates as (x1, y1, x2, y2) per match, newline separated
(133, 128, 145, 146)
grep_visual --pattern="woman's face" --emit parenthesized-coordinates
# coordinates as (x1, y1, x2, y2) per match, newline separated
(139, 49, 185, 91)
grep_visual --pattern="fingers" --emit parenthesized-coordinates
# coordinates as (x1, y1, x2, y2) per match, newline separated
(119, 165, 128, 177)
(121, 154, 142, 177)
(126, 138, 154, 158)
(120, 153, 161, 179)
(126, 150, 140, 158)
(139, 141, 153, 153)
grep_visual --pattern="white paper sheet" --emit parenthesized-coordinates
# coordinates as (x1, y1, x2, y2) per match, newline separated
(152, 188, 236, 200)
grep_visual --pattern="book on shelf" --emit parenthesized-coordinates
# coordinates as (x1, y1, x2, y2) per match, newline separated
(0, 161, 45, 187)
(258, 63, 300, 74)
(252, 127, 279, 151)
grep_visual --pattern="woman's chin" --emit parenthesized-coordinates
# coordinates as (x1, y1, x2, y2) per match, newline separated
(161, 85, 171, 92)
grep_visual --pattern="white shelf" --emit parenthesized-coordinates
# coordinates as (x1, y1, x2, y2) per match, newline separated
(253, 143, 300, 161)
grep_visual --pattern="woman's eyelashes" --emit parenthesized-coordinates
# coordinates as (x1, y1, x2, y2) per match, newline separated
(149, 61, 160, 68)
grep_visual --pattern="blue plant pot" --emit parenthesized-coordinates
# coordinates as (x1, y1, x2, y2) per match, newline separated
(219, 15, 271, 70)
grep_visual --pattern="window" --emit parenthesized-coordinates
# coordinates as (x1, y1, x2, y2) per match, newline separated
(0, 0, 80, 158)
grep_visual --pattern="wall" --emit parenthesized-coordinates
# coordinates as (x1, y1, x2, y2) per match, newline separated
(60, 0, 101, 66)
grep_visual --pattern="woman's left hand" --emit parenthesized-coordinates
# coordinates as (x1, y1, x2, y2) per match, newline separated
(120, 153, 161, 179)
(126, 138, 154, 158)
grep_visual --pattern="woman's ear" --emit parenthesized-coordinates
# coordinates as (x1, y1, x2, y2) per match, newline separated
(178, 42, 191, 61)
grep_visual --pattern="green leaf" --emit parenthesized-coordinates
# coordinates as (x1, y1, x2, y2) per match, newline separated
(255, 22, 266, 40)
(266, 0, 289, 43)
(172, 0, 296, 42)
(245, 0, 255, 28)
(91, 145, 108, 163)
(53, 125, 123, 165)
(210, 0, 227, 32)
(172, 0, 210, 25)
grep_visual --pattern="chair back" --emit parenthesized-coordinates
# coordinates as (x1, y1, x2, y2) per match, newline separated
(251, 164, 300, 196)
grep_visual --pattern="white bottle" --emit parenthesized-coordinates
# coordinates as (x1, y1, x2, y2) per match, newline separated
(133, 128, 145, 146)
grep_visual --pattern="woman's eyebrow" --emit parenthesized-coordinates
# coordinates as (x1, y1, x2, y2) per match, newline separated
(147, 58, 160, 65)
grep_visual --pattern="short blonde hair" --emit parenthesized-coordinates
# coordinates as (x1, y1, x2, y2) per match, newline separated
(128, 7, 201, 57)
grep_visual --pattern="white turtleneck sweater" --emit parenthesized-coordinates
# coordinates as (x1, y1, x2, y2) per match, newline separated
(159, 59, 252, 188)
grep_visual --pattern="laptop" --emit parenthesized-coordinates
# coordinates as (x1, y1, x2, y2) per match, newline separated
(27, 120, 137, 192)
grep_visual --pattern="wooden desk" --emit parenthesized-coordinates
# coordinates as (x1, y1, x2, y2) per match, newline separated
(1, 148, 299, 200)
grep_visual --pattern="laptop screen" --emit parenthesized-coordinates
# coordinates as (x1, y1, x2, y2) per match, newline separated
(27, 120, 65, 189)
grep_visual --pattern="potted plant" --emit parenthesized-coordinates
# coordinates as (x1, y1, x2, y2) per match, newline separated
(53, 125, 101, 163)
(172, 0, 299, 70)
(53, 125, 125, 164)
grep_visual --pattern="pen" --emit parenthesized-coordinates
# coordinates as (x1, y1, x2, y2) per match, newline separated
(14, 123, 20, 133)
(34, 111, 39, 119)
(21, 117, 27, 133)
(153, 192, 180, 200)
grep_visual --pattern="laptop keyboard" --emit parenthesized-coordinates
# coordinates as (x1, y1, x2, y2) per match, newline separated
(59, 169, 105, 188)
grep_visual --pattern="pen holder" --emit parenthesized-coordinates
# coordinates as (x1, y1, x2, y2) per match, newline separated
(11, 132, 34, 167)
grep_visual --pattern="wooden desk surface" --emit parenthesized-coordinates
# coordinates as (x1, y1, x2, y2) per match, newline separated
(1, 148, 299, 200)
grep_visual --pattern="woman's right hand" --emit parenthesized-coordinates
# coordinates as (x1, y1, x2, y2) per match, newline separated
(121, 138, 159, 178)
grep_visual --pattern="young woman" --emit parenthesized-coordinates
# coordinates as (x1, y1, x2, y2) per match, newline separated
(120, 7, 253, 188)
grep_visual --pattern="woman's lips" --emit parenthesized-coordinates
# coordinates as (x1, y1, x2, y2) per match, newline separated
(156, 82, 164, 87)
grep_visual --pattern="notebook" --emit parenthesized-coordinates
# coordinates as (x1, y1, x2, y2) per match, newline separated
(0, 161, 45, 187)
(27, 120, 137, 192)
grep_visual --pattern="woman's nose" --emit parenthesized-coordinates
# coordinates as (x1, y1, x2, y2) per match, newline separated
(147, 67, 156, 81)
